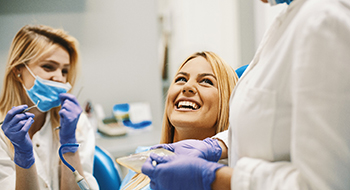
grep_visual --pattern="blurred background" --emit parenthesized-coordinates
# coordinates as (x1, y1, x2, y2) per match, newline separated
(0, 0, 286, 159)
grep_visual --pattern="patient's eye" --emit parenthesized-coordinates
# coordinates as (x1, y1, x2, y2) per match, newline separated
(175, 77, 187, 83)
(200, 78, 213, 85)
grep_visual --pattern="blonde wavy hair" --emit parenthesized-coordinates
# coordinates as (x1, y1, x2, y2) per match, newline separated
(122, 51, 238, 190)
(0, 24, 80, 154)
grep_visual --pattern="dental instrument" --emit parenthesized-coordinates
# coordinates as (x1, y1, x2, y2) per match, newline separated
(0, 100, 40, 125)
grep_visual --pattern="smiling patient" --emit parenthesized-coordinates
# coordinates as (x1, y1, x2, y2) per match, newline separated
(119, 51, 238, 190)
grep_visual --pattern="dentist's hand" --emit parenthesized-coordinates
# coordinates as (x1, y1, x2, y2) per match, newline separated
(142, 153, 224, 190)
(59, 93, 82, 153)
(151, 138, 222, 162)
(2, 105, 35, 169)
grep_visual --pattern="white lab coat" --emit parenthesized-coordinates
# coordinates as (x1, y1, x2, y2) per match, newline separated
(0, 112, 99, 190)
(227, 0, 350, 189)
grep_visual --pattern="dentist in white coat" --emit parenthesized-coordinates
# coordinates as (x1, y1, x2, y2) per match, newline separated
(141, 0, 350, 189)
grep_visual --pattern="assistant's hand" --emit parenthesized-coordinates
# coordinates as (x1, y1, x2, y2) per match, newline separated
(59, 93, 82, 153)
(142, 153, 224, 190)
(2, 105, 35, 169)
(151, 138, 222, 162)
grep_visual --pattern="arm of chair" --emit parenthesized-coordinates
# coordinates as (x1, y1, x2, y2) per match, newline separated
(235, 64, 249, 78)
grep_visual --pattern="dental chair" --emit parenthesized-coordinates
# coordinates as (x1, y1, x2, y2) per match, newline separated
(235, 64, 249, 78)
(93, 146, 122, 190)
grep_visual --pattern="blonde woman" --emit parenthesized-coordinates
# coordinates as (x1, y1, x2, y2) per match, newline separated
(119, 51, 238, 190)
(0, 25, 98, 190)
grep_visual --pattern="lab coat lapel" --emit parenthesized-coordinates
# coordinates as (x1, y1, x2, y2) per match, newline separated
(32, 113, 59, 189)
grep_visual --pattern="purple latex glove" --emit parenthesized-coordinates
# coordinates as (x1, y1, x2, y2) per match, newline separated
(59, 93, 82, 153)
(151, 138, 222, 162)
(142, 153, 224, 190)
(1, 105, 35, 169)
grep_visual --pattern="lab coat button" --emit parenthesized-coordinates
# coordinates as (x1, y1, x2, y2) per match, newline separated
(36, 144, 40, 148)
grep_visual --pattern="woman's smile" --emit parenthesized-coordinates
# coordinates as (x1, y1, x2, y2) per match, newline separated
(167, 56, 219, 129)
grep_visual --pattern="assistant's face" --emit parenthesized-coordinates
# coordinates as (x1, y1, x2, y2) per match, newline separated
(166, 56, 219, 131)
(20, 45, 71, 89)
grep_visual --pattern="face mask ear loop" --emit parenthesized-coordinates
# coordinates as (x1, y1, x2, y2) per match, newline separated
(22, 64, 36, 92)
(24, 63, 36, 79)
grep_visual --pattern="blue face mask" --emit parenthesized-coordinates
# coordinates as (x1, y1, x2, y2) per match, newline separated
(24, 64, 72, 112)
(268, 0, 293, 5)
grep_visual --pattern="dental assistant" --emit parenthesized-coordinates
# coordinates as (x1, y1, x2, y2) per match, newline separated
(142, 0, 350, 189)
(0, 25, 98, 190)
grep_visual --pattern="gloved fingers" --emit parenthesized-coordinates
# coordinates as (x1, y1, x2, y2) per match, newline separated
(59, 104, 80, 118)
(149, 180, 157, 190)
(150, 144, 161, 150)
(3, 105, 28, 124)
(58, 108, 69, 119)
(11, 118, 33, 138)
(204, 138, 222, 162)
(59, 93, 80, 107)
(61, 98, 81, 111)
(142, 156, 156, 179)
(59, 94, 82, 115)
(58, 95, 79, 145)
(142, 153, 173, 178)
(10, 113, 31, 125)
(23, 112, 35, 118)
(9, 119, 29, 133)
(149, 152, 175, 164)
(58, 108, 81, 128)
(58, 110, 77, 132)
(60, 99, 74, 112)
(21, 117, 34, 133)
(4, 118, 33, 145)
(59, 99, 82, 119)
(3, 113, 34, 132)
(8, 105, 28, 114)
(150, 143, 174, 152)
(182, 141, 198, 149)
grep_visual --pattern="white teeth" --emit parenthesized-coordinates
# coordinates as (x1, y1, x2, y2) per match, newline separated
(177, 101, 199, 110)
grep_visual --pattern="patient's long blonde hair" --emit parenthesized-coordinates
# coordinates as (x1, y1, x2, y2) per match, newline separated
(0, 24, 80, 155)
(122, 51, 238, 190)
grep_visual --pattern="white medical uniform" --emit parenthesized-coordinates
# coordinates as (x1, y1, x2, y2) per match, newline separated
(0, 112, 99, 190)
(226, 0, 350, 189)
